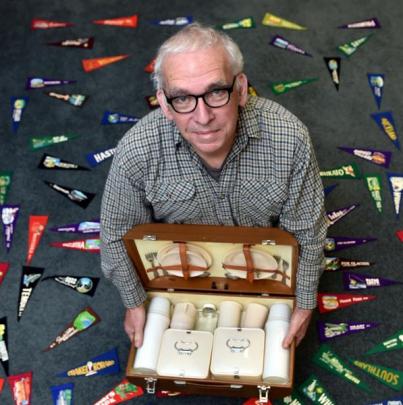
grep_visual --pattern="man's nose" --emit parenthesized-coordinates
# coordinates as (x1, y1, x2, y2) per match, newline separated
(193, 97, 214, 125)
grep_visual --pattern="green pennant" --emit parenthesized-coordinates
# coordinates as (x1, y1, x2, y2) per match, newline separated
(320, 163, 362, 179)
(0, 171, 13, 205)
(337, 34, 372, 57)
(30, 134, 79, 150)
(364, 174, 383, 213)
(366, 329, 403, 355)
(352, 359, 403, 391)
(313, 345, 371, 392)
(274, 392, 305, 405)
(300, 375, 336, 405)
(219, 17, 255, 30)
(270, 78, 318, 95)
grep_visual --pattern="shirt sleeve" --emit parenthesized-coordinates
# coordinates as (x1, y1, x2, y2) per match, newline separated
(279, 126, 328, 309)
(100, 141, 151, 308)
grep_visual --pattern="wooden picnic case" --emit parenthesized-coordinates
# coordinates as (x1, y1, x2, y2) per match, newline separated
(124, 223, 299, 402)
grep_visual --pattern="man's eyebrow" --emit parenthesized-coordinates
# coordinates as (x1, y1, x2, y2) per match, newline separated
(167, 80, 229, 98)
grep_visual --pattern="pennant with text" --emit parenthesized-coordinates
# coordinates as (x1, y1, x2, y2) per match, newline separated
(368, 73, 384, 109)
(18, 266, 44, 321)
(50, 238, 100, 253)
(338, 18, 381, 29)
(0, 171, 13, 205)
(26, 215, 48, 265)
(8, 371, 33, 405)
(318, 292, 376, 313)
(93, 378, 144, 404)
(26, 77, 76, 90)
(46, 91, 88, 107)
(38, 154, 89, 170)
(371, 111, 400, 150)
(31, 18, 73, 29)
(364, 174, 383, 213)
(387, 172, 403, 217)
(1, 205, 20, 252)
(101, 111, 139, 125)
(82, 55, 129, 72)
(44, 181, 95, 209)
(343, 271, 402, 290)
(262, 13, 307, 30)
(327, 203, 359, 226)
(50, 220, 100, 234)
(300, 375, 336, 404)
(325, 257, 373, 271)
(47, 37, 94, 49)
(219, 17, 255, 30)
(320, 163, 361, 179)
(324, 236, 376, 252)
(270, 78, 318, 95)
(337, 35, 372, 57)
(324, 57, 341, 90)
(338, 146, 391, 168)
(93, 15, 138, 28)
(317, 321, 379, 342)
(30, 133, 79, 150)
(270, 35, 311, 56)
(365, 329, 403, 355)
(42, 275, 99, 296)
(50, 383, 74, 405)
(11, 97, 29, 133)
(86, 147, 116, 167)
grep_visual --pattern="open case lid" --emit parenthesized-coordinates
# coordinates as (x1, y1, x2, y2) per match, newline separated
(123, 223, 299, 297)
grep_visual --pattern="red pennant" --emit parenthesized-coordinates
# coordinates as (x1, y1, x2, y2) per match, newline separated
(82, 55, 129, 72)
(0, 262, 10, 287)
(50, 238, 100, 253)
(26, 215, 48, 265)
(93, 14, 138, 28)
(144, 58, 156, 73)
(242, 398, 272, 405)
(318, 293, 376, 313)
(396, 230, 403, 242)
(8, 371, 33, 405)
(31, 19, 73, 29)
(0, 377, 4, 393)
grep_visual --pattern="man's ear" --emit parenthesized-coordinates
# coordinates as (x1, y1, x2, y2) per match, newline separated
(156, 89, 174, 121)
(236, 73, 249, 107)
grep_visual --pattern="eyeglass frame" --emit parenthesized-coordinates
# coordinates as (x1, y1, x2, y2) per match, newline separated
(163, 76, 238, 114)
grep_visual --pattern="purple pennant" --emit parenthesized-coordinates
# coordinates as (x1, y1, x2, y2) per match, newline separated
(338, 17, 381, 29)
(1, 205, 20, 252)
(269, 35, 312, 57)
(324, 183, 338, 197)
(325, 257, 373, 271)
(371, 111, 400, 150)
(367, 73, 384, 110)
(317, 321, 379, 342)
(324, 236, 376, 252)
(50, 220, 100, 234)
(26, 77, 76, 90)
(338, 146, 391, 168)
(387, 172, 403, 217)
(327, 203, 359, 226)
(343, 271, 402, 290)
(367, 398, 403, 405)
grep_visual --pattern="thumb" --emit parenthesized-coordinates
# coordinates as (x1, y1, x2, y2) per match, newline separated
(134, 327, 144, 348)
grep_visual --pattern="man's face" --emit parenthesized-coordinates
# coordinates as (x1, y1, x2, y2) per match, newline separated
(157, 46, 248, 164)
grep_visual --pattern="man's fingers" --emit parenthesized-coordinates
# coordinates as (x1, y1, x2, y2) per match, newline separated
(134, 328, 144, 348)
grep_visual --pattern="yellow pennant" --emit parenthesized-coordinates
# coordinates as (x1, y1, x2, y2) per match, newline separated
(262, 13, 307, 30)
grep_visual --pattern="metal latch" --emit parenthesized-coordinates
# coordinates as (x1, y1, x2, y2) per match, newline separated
(143, 234, 156, 241)
(145, 377, 157, 394)
(258, 385, 270, 403)
(262, 240, 276, 245)
(230, 384, 243, 389)
(174, 380, 187, 385)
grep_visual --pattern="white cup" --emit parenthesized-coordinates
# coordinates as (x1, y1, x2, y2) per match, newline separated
(170, 302, 197, 330)
(217, 300, 242, 328)
(241, 302, 269, 329)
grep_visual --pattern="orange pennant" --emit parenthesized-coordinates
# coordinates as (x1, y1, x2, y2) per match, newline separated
(144, 58, 156, 73)
(93, 14, 138, 28)
(26, 215, 48, 265)
(82, 55, 129, 72)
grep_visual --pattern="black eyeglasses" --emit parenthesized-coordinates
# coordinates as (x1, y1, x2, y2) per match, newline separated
(164, 76, 237, 114)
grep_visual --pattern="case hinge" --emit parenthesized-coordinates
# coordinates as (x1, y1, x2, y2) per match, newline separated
(262, 239, 276, 245)
(143, 234, 157, 241)
(257, 385, 270, 403)
(145, 377, 157, 394)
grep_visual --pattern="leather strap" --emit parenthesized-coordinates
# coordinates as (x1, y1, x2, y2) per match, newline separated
(179, 242, 190, 280)
(242, 244, 255, 284)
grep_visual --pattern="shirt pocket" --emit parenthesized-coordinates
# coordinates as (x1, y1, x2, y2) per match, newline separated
(239, 179, 288, 226)
(145, 181, 201, 222)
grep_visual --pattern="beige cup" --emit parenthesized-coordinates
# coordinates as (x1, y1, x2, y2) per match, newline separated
(170, 302, 197, 330)
(217, 300, 243, 328)
(241, 302, 269, 329)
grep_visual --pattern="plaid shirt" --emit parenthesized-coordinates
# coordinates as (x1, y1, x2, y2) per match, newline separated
(100, 96, 327, 309)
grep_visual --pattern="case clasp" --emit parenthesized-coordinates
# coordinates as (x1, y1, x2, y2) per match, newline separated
(258, 385, 270, 403)
(143, 234, 157, 241)
(261, 239, 276, 245)
(145, 377, 157, 394)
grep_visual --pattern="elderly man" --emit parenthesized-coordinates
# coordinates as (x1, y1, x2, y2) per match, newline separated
(100, 23, 327, 349)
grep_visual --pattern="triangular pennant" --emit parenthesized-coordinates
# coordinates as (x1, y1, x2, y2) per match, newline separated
(93, 15, 138, 28)
(8, 372, 33, 405)
(56, 348, 120, 377)
(0, 377, 3, 393)
(338, 146, 391, 168)
(299, 375, 336, 404)
(18, 266, 44, 321)
(30, 133, 79, 150)
(352, 360, 403, 391)
(320, 163, 361, 179)
(317, 321, 379, 342)
(38, 154, 89, 170)
(262, 13, 307, 30)
(270, 35, 312, 56)
(82, 55, 129, 72)
(149, 16, 193, 26)
(396, 230, 403, 242)
(0, 262, 10, 287)
(31, 18, 73, 29)
(1, 205, 20, 252)
(145, 95, 159, 109)
(26, 215, 48, 265)
(324, 183, 338, 197)
(0, 317, 10, 375)
(273, 393, 304, 405)
(50, 219, 100, 234)
(313, 345, 371, 392)
(93, 379, 144, 404)
(318, 292, 376, 313)
(325, 257, 373, 271)
(219, 17, 255, 30)
(337, 34, 372, 57)
(270, 78, 318, 95)
(371, 111, 400, 150)
(326, 203, 359, 226)
(365, 329, 403, 355)
(324, 236, 376, 252)
(144, 58, 156, 73)
(50, 238, 100, 252)
(368, 73, 384, 109)
(45, 91, 88, 107)
(47, 37, 94, 49)
(26, 77, 76, 90)
(86, 147, 116, 167)
(50, 383, 74, 405)
(44, 307, 100, 351)
(344, 272, 401, 290)
(42, 275, 99, 296)
(11, 97, 29, 132)
(366, 397, 403, 405)
(0, 171, 13, 205)
(338, 17, 381, 29)
(44, 181, 95, 209)
(387, 172, 403, 217)
(324, 57, 341, 90)
(101, 111, 139, 125)
(247, 83, 259, 97)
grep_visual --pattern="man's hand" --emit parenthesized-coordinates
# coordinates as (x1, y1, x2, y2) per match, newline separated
(124, 305, 146, 348)
(282, 307, 313, 349)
